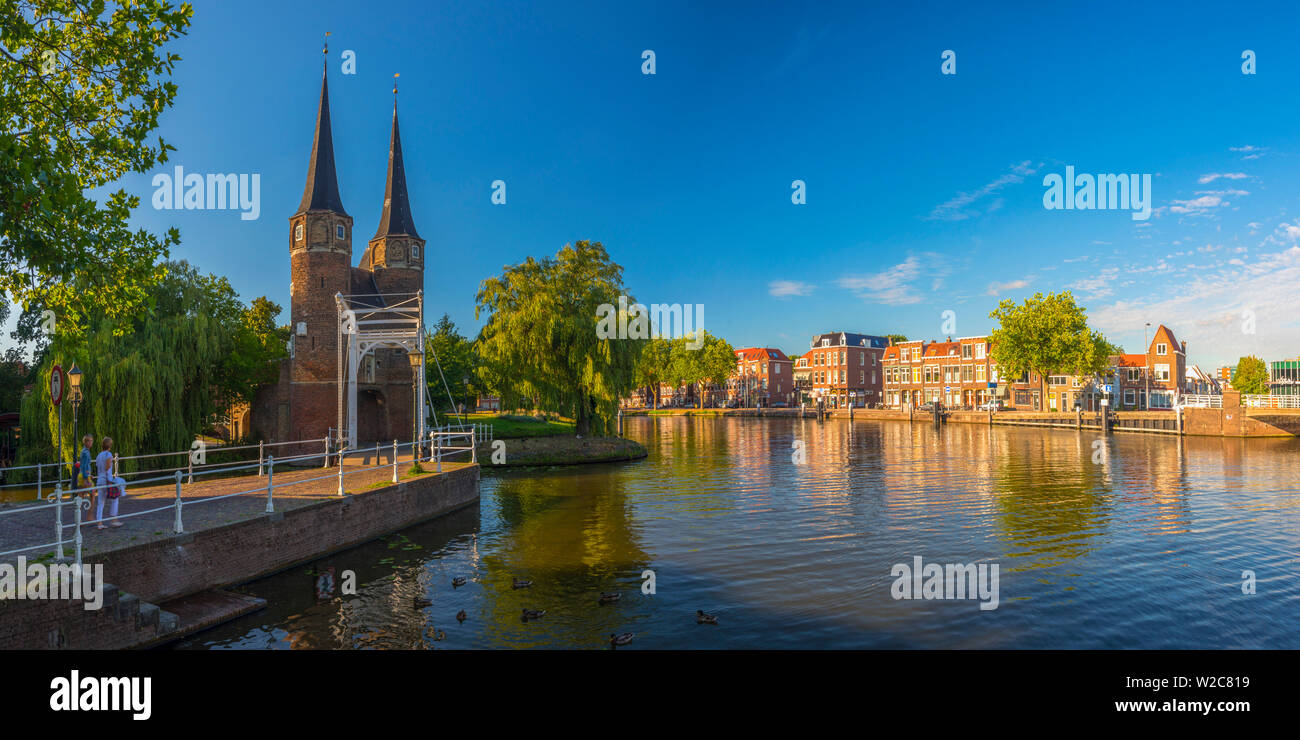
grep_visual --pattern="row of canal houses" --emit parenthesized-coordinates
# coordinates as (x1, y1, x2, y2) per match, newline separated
(628, 323, 1220, 411)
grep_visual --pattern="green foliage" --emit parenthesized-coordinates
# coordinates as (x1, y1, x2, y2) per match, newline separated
(669, 331, 736, 408)
(989, 291, 1117, 398)
(14, 260, 284, 477)
(885, 334, 908, 344)
(0, 0, 192, 329)
(424, 313, 476, 417)
(1231, 355, 1269, 394)
(475, 240, 642, 435)
(633, 336, 673, 408)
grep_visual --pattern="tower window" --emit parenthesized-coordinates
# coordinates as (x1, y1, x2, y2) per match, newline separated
(320, 276, 325, 289)
(411, 245, 420, 260)
(336, 224, 345, 239)
(295, 223, 304, 241)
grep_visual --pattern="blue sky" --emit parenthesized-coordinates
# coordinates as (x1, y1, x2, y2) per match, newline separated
(11, 0, 1300, 369)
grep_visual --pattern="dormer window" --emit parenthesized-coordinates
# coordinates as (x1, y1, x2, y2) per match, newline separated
(295, 223, 304, 242)
(336, 224, 345, 239)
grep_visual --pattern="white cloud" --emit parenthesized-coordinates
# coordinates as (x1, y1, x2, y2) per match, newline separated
(1070, 267, 1120, 300)
(985, 278, 1030, 297)
(768, 280, 815, 298)
(1197, 172, 1249, 184)
(838, 256, 926, 304)
(927, 161, 1037, 221)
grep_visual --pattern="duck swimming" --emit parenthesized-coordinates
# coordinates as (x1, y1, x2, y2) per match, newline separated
(452, 577, 467, 588)
(522, 608, 546, 621)
(599, 592, 621, 604)
(456, 610, 467, 623)
(609, 632, 635, 647)
(696, 609, 718, 625)
(512, 578, 533, 590)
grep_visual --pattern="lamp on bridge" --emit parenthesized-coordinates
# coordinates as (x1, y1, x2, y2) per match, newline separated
(67, 363, 83, 484)
(408, 350, 424, 463)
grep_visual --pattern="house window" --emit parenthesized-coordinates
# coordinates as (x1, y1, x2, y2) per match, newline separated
(775, 364, 781, 374)
(1156, 343, 1167, 355)
(1155, 364, 1170, 382)
(1127, 368, 1140, 382)
(1124, 389, 1136, 405)
(976, 365, 986, 382)
(974, 344, 986, 360)
(962, 345, 972, 359)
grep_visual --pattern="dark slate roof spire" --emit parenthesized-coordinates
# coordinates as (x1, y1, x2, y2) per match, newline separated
(296, 52, 347, 217)
(372, 85, 420, 240)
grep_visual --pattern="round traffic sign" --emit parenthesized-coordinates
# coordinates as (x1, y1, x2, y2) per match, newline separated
(50, 364, 65, 406)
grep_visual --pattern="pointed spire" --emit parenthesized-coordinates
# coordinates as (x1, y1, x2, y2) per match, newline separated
(372, 76, 420, 240)
(296, 41, 347, 217)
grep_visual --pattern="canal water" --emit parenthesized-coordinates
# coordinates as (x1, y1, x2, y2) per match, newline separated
(173, 416, 1300, 649)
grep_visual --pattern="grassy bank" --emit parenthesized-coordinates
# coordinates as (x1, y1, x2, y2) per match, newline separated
(461, 412, 575, 438)
(480, 434, 647, 467)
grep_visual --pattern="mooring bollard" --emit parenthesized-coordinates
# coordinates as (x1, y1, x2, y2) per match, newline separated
(173, 470, 184, 534)
(392, 439, 399, 483)
(265, 455, 275, 513)
(258, 440, 265, 477)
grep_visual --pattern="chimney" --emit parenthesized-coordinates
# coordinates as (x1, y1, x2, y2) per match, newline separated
(1181, 340, 1187, 355)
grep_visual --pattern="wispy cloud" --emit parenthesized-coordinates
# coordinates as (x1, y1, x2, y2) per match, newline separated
(985, 278, 1030, 297)
(1197, 172, 1249, 184)
(1070, 267, 1119, 300)
(927, 161, 1038, 221)
(768, 280, 815, 298)
(1230, 145, 1267, 160)
(837, 256, 928, 304)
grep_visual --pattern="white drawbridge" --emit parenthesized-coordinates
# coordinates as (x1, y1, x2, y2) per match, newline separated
(335, 290, 425, 450)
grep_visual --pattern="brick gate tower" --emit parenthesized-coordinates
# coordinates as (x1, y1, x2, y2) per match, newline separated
(252, 55, 426, 449)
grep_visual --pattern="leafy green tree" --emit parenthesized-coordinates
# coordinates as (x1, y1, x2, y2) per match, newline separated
(425, 314, 477, 417)
(475, 240, 643, 435)
(885, 334, 908, 344)
(1231, 355, 1269, 394)
(0, 0, 191, 331)
(989, 291, 1118, 409)
(671, 331, 736, 408)
(633, 336, 672, 408)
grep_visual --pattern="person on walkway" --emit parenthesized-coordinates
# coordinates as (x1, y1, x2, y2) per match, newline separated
(78, 434, 96, 512)
(94, 436, 125, 529)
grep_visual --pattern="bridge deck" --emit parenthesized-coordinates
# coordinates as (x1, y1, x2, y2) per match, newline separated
(0, 452, 474, 567)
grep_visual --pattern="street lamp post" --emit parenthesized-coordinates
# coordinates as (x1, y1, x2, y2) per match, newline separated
(68, 364, 82, 483)
(408, 350, 424, 466)
(1144, 322, 1151, 410)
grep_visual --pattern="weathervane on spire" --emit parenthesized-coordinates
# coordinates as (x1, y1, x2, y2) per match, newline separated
(323, 31, 330, 56)
(393, 72, 399, 96)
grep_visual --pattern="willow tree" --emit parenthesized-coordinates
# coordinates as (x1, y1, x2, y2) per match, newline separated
(16, 261, 285, 477)
(475, 240, 642, 435)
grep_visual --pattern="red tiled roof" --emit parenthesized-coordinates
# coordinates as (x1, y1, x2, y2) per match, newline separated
(923, 341, 960, 357)
(1113, 354, 1146, 367)
(735, 347, 790, 362)
(882, 346, 899, 360)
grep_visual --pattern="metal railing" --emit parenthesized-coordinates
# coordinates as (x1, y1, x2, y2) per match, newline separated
(1182, 394, 1224, 408)
(0, 426, 480, 570)
(1241, 394, 1300, 409)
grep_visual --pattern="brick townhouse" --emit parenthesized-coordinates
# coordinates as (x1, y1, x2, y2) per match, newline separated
(730, 348, 795, 407)
(883, 336, 998, 409)
(806, 332, 889, 408)
(791, 351, 813, 403)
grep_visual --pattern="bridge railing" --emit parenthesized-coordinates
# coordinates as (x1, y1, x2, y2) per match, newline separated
(1241, 394, 1300, 409)
(0, 426, 479, 571)
(1182, 394, 1223, 408)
